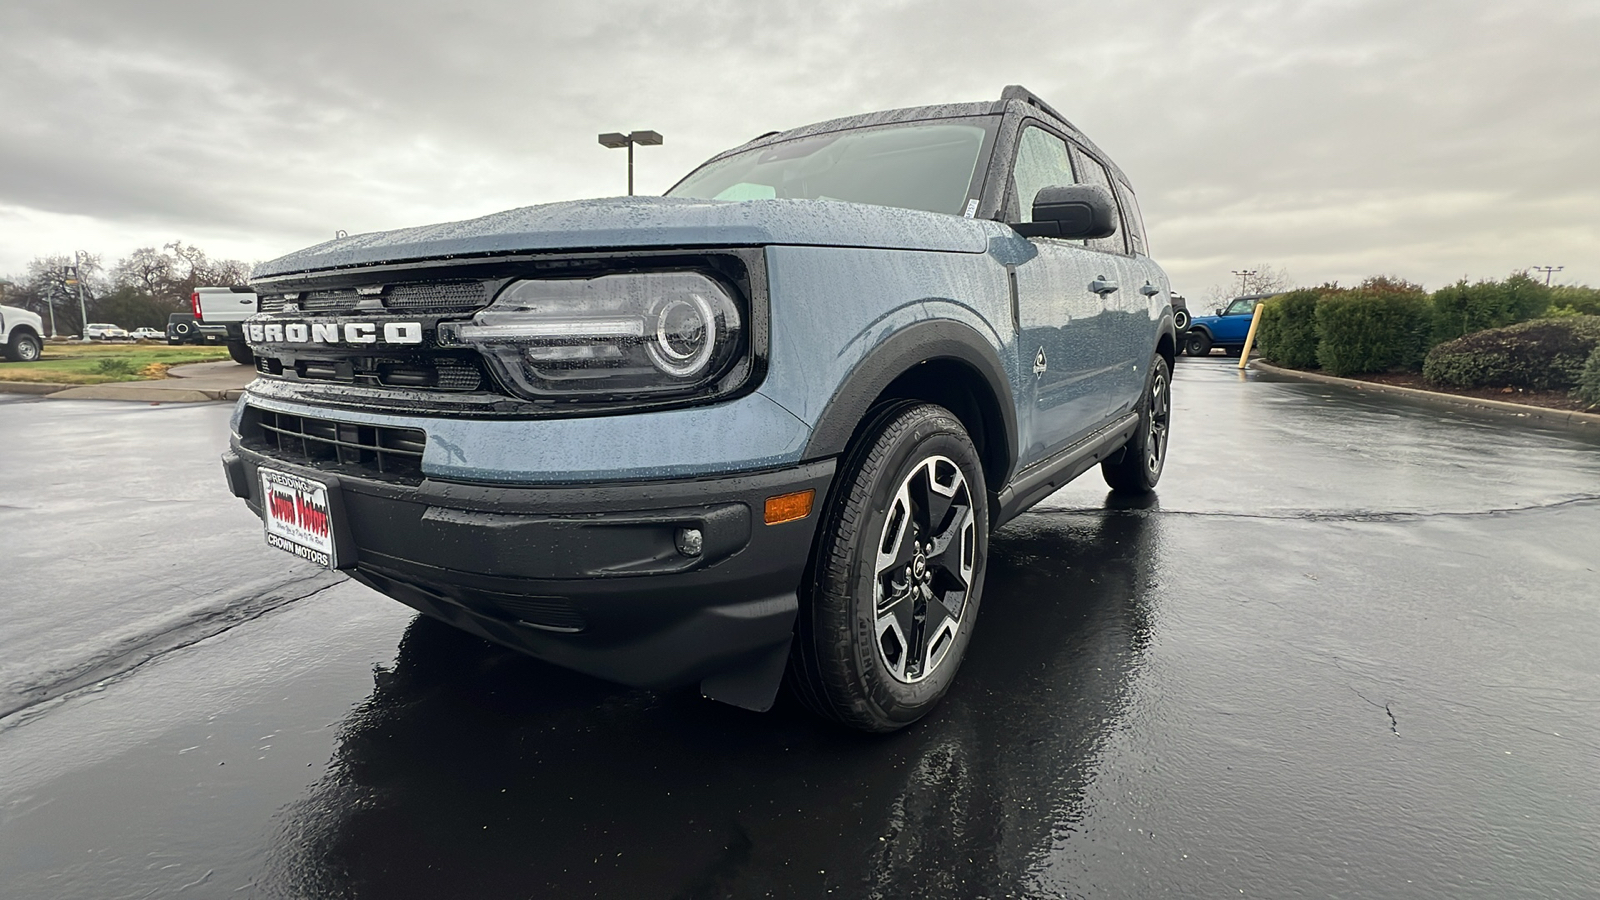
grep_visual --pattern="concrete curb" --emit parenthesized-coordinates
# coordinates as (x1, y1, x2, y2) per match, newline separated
(42, 385, 230, 403)
(0, 381, 72, 395)
(1250, 359, 1600, 433)
(2, 360, 251, 403)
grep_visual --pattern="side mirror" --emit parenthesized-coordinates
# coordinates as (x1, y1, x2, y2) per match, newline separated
(1012, 185, 1118, 239)
(1215, 308, 1225, 316)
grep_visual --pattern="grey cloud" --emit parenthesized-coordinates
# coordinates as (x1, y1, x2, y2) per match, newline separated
(1, 0, 1596, 289)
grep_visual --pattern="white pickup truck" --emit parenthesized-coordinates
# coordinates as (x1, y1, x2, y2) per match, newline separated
(1, 304, 45, 362)
(192, 287, 259, 365)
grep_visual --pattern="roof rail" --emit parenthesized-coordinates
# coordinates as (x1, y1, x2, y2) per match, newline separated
(999, 85, 1077, 132)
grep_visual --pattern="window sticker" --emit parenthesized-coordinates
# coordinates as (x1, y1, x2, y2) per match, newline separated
(964, 198, 979, 218)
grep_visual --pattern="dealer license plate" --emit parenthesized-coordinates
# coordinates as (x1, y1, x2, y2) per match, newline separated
(259, 468, 338, 568)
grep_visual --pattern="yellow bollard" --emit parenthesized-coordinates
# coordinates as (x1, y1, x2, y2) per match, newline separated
(1238, 301, 1266, 369)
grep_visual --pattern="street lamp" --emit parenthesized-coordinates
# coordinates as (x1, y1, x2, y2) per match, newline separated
(1231, 269, 1258, 295)
(63, 252, 91, 341)
(1531, 265, 1563, 286)
(598, 130, 663, 196)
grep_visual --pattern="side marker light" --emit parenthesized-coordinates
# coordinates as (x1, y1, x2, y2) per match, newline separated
(764, 489, 815, 525)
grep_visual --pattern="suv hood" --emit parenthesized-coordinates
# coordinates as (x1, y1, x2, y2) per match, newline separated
(254, 196, 995, 278)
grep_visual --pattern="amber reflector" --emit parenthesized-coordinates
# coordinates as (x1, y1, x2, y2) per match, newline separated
(764, 489, 815, 525)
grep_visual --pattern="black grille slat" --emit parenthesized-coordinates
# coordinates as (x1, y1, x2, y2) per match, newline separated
(301, 289, 360, 312)
(244, 407, 425, 482)
(385, 282, 487, 310)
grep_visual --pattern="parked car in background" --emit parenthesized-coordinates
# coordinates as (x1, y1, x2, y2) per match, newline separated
(222, 85, 1178, 732)
(84, 323, 130, 341)
(1184, 293, 1272, 356)
(168, 312, 207, 344)
(191, 287, 259, 364)
(129, 327, 164, 340)
(1, 304, 45, 362)
(1169, 292, 1191, 333)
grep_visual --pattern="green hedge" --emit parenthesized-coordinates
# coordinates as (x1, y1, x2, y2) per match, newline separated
(1422, 317, 1600, 391)
(1315, 289, 1433, 376)
(1549, 285, 1600, 318)
(1573, 346, 1600, 406)
(1256, 289, 1321, 368)
(1431, 273, 1551, 343)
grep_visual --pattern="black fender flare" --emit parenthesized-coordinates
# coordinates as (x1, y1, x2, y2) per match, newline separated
(800, 319, 1018, 486)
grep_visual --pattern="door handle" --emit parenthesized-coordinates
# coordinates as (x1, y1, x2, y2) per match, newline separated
(1140, 282, 1161, 297)
(1089, 276, 1119, 295)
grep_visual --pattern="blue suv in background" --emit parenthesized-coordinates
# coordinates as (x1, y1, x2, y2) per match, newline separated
(222, 86, 1177, 731)
(1183, 293, 1273, 357)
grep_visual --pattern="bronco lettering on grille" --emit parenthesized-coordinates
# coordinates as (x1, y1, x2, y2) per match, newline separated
(247, 321, 424, 346)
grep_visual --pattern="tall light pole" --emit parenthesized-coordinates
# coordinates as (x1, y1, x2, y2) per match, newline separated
(1231, 269, 1258, 296)
(64, 252, 91, 341)
(1531, 265, 1563, 286)
(598, 130, 663, 196)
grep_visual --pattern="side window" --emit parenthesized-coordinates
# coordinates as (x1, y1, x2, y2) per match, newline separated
(1069, 146, 1128, 254)
(1114, 180, 1148, 256)
(1009, 125, 1076, 224)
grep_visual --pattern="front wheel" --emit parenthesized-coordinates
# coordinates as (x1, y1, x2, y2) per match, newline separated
(1185, 330, 1212, 357)
(787, 402, 989, 732)
(5, 332, 42, 362)
(226, 341, 255, 366)
(1103, 354, 1171, 494)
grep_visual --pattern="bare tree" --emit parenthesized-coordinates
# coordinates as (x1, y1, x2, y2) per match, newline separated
(111, 247, 178, 298)
(1202, 264, 1293, 306)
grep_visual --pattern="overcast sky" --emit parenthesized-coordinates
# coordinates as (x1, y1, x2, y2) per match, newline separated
(2, 0, 1596, 295)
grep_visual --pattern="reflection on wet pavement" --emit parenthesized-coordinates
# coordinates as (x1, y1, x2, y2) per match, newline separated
(263, 504, 1159, 898)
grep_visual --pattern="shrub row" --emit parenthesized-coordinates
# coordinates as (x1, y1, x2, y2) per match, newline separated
(1254, 278, 1433, 376)
(1315, 290, 1433, 376)
(1574, 346, 1600, 406)
(1254, 273, 1597, 379)
(1423, 317, 1600, 392)
(1254, 289, 1319, 368)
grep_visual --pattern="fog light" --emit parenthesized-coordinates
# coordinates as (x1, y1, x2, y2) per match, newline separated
(764, 490, 815, 525)
(675, 527, 703, 557)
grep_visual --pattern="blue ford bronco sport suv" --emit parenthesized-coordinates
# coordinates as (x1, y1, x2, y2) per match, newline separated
(222, 86, 1177, 731)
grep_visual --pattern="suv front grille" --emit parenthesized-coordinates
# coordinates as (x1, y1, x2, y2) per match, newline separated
(260, 282, 490, 315)
(243, 406, 425, 481)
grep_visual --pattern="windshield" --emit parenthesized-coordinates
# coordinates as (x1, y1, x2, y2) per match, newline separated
(667, 118, 996, 217)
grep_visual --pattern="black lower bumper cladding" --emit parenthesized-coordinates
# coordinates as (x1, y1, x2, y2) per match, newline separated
(224, 442, 835, 710)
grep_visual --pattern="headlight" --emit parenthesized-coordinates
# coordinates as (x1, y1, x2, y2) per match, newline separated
(438, 271, 744, 400)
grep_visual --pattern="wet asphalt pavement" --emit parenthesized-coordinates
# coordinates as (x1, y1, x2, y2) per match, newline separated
(2, 359, 1598, 899)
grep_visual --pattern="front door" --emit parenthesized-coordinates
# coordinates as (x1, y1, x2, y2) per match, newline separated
(1007, 124, 1123, 465)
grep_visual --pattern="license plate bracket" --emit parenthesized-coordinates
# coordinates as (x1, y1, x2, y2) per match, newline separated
(259, 467, 346, 569)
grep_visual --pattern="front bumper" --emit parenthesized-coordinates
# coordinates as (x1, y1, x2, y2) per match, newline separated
(223, 440, 834, 707)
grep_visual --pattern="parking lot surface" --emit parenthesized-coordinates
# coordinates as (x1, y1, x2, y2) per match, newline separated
(2, 359, 1597, 899)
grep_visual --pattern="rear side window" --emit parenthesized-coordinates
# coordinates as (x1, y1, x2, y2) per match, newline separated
(1009, 125, 1076, 224)
(1114, 180, 1148, 256)
(1068, 147, 1128, 255)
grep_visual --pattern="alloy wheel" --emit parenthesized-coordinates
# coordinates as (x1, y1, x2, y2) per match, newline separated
(873, 455, 976, 683)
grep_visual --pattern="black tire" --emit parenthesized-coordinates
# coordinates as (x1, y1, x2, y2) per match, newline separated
(787, 402, 989, 732)
(1224, 345, 1243, 358)
(226, 341, 255, 366)
(1172, 307, 1191, 332)
(1103, 354, 1171, 494)
(1185, 330, 1212, 357)
(5, 332, 42, 362)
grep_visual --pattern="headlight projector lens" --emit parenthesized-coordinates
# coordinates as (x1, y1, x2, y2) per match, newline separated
(648, 295, 716, 377)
